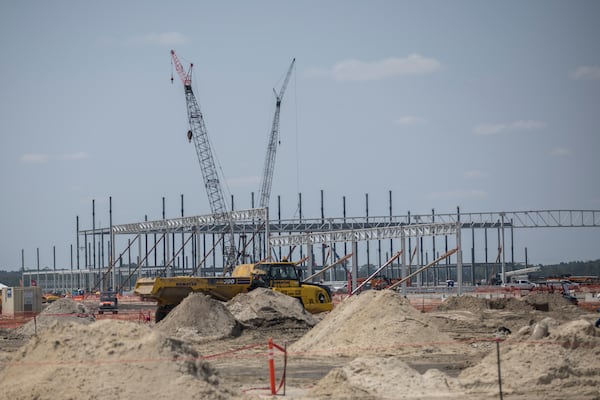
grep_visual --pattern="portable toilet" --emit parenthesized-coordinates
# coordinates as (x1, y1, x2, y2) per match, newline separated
(1, 286, 43, 317)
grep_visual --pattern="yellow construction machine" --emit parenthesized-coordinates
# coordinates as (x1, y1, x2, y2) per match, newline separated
(134, 261, 333, 322)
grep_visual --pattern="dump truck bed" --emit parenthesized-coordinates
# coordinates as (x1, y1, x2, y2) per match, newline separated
(134, 276, 252, 305)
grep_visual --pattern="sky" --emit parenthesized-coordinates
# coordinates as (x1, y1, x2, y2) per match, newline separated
(1, 1, 599, 271)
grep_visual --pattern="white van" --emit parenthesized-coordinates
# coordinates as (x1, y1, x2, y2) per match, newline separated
(509, 280, 537, 289)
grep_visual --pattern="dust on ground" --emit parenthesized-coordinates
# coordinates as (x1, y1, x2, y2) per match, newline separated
(0, 319, 241, 400)
(1, 290, 599, 400)
(428, 293, 592, 341)
(459, 318, 600, 399)
(309, 356, 465, 399)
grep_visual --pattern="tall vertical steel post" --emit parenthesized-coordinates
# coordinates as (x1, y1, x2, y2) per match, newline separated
(110, 196, 114, 291)
(457, 223, 463, 295)
(92, 199, 96, 270)
(21, 249, 24, 287)
(500, 213, 506, 284)
(352, 241, 358, 292)
(181, 194, 185, 273)
(400, 232, 407, 296)
(365, 193, 370, 275)
(389, 192, 394, 277)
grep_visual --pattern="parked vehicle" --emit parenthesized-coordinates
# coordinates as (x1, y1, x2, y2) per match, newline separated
(503, 279, 537, 289)
(134, 261, 332, 322)
(98, 292, 118, 314)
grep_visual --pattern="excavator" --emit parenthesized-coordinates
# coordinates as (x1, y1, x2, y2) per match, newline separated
(134, 260, 333, 322)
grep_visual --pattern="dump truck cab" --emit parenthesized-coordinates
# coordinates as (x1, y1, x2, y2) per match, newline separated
(236, 261, 333, 313)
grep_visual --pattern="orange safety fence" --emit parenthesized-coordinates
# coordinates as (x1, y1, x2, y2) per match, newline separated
(0, 309, 154, 329)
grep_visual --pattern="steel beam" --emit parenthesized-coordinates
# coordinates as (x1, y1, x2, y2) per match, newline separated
(268, 222, 460, 248)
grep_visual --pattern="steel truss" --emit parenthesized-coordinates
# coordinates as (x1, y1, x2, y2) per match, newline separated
(268, 222, 460, 247)
(79, 209, 599, 237)
(81, 208, 268, 235)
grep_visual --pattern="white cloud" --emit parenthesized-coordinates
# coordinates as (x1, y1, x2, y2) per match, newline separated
(20, 153, 50, 164)
(427, 189, 487, 200)
(309, 54, 441, 82)
(473, 120, 546, 135)
(394, 115, 427, 126)
(550, 147, 571, 157)
(127, 32, 189, 46)
(20, 152, 89, 164)
(569, 66, 600, 80)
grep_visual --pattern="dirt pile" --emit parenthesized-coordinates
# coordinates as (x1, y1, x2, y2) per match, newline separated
(488, 297, 535, 312)
(0, 319, 237, 400)
(459, 318, 600, 399)
(436, 295, 534, 313)
(524, 292, 583, 314)
(17, 298, 95, 336)
(227, 288, 317, 329)
(291, 290, 454, 356)
(156, 293, 241, 341)
(436, 295, 490, 313)
(309, 356, 465, 399)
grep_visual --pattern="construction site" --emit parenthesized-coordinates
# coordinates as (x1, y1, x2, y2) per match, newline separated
(2, 51, 600, 399)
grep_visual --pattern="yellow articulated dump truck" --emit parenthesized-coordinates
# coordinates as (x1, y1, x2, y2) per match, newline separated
(134, 261, 333, 322)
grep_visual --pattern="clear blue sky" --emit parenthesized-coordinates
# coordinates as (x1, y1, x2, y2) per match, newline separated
(1, 1, 599, 271)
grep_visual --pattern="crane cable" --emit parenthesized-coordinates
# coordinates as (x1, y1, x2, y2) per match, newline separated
(292, 62, 302, 220)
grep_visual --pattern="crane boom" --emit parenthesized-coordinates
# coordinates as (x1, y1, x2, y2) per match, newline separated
(258, 58, 295, 209)
(170, 50, 237, 273)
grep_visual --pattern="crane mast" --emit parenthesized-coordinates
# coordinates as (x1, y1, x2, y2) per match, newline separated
(170, 50, 237, 273)
(258, 58, 295, 209)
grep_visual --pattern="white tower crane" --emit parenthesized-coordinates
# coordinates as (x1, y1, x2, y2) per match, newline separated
(258, 58, 295, 209)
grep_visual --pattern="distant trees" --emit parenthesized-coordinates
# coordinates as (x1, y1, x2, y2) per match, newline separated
(530, 259, 600, 280)
(0, 270, 22, 287)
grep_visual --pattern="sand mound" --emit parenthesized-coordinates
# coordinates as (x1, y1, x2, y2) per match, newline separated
(436, 295, 490, 313)
(44, 298, 89, 314)
(436, 295, 535, 313)
(488, 297, 535, 312)
(547, 319, 599, 348)
(459, 318, 600, 398)
(17, 298, 95, 336)
(310, 356, 464, 399)
(291, 290, 454, 356)
(524, 293, 583, 313)
(226, 288, 317, 329)
(0, 319, 235, 400)
(156, 293, 241, 341)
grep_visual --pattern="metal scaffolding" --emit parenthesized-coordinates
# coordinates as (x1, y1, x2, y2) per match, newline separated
(21, 206, 600, 295)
